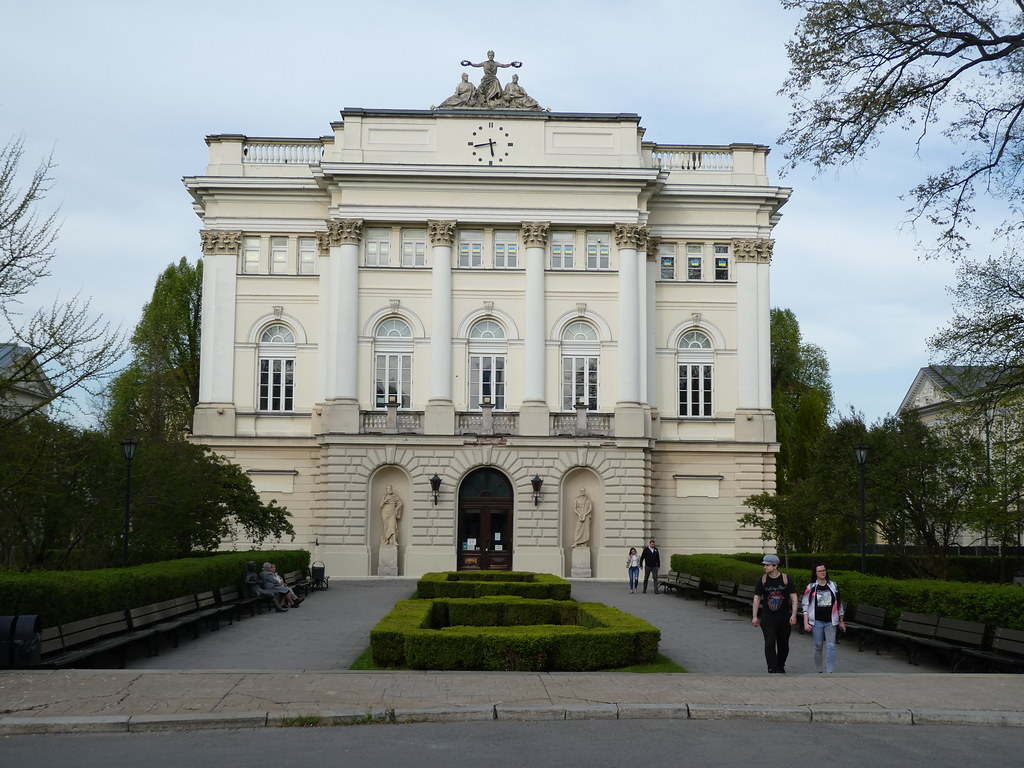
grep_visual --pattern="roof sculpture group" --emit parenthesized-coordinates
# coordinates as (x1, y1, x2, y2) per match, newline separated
(432, 50, 548, 111)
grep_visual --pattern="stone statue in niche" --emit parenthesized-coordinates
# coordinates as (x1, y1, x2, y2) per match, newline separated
(573, 487, 593, 547)
(380, 485, 403, 546)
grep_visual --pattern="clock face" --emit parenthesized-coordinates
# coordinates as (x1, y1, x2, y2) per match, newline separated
(468, 123, 513, 164)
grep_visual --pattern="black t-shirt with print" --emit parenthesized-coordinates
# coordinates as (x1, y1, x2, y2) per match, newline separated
(755, 572, 795, 618)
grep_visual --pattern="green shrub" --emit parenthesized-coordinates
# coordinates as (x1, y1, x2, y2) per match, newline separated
(670, 553, 1024, 630)
(0, 550, 310, 625)
(416, 571, 571, 599)
(371, 596, 660, 671)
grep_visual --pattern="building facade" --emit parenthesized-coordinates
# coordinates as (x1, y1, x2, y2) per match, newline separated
(185, 92, 791, 578)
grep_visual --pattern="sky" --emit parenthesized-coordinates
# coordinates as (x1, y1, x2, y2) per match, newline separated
(3, 0, 976, 426)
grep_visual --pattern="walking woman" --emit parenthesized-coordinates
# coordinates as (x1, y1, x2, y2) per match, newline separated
(627, 547, 640, 593)
(802, 562, 846, 673)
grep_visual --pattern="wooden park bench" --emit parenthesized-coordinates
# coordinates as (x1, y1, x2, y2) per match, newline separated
(843, 605, 888, 650)
(703, 580, 736, 609)
(38, 610, 156, 669)
(905, 616, 987, 668)
(720, 583, 757, 614)
(959, 627, 1024, 673)
(675, 573, 704, 598)
(657, 571, 681, 593)
(282, 569, 312, 597)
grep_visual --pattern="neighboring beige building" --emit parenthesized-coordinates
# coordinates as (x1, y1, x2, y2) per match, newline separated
(0, 343, 52, 420)
(184, 73, 791, 578)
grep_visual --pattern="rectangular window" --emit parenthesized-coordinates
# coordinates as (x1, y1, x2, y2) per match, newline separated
(458, 230, 483, 268)
(298, 237, 316, 275)
(469, 355, 505, 409)
(401, 228, 427, 267)
(365, 228, 391, 267)
(374, 353, 411, 408)
(659, 243, 676, 280)
(551, 231, 575, 269)
(687, 244, 703, 280)
(242, 236, 260, 274)
(494, 230, 519, 269)
(586, 232, 611, 270)
(679, 363, 712, 417)
(561, 356, 598, 411)
(259, 358, 294, 411)
(270, 237, 288, 274)
(714, 244, 730, 280)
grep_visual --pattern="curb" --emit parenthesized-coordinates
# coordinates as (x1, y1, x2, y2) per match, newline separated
(3, 704, 1023, 734)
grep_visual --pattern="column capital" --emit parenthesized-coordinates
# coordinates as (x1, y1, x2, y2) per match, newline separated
(315, 231, 330, 257)
(613, 223, 649, 250)
(427, 220, 457, 246)
(645, 235, 662, 261)
(521, 222, 550, 248)
(732, 237, 774, 263)
(326, 218, 363, 246)
(200, 230, 242, 255)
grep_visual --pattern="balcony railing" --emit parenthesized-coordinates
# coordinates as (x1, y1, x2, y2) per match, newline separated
(242, 140, 325, 164)
(358, 409, 612, 437)
(649, 146, 733, 172)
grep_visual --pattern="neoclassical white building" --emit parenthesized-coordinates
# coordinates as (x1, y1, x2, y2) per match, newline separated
(185, 81, 791, 578)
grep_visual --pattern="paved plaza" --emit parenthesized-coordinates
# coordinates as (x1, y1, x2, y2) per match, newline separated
(1, 578, 1022, 733)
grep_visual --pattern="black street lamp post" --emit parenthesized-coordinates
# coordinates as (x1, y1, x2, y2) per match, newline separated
(855, 442, 869, 574)
(121, 438, 137, 567)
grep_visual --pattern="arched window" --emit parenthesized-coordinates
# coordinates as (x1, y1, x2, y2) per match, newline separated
(374, 318, 412, 408)
(468, 319, 506, 409)
(561, 320, 599, 411)
(677, 329, 713, 417)
(258, 323, 295, 412)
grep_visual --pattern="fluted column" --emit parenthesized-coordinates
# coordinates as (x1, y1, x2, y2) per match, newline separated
(644, 235, 660, 411)
(320, 218, 362, 434)
(520, 222, 550, 436)
(734, 237, 775, 442)
(194, 230, 240, 436)
(426, 220, 456, 434)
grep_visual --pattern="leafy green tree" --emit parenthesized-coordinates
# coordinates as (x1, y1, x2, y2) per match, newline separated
(0, 138, 125, 425)
(770, 308, 832, 495)
(106, 257, 202, 439)
(778, 0, 1024, 258)
(865, 411, 991, 576)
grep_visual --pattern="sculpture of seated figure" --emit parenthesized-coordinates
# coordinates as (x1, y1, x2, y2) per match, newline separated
(434, 73, 477, 109)
(502, 74, 542, 110)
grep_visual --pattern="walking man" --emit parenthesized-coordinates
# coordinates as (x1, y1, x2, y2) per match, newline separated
(752, 554, 798, 673)
(639, 539, 661, 594)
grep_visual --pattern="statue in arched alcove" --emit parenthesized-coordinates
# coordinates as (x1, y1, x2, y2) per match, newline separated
(573, 487, 593, 546)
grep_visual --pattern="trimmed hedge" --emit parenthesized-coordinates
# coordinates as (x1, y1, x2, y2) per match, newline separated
(670, 553, 1024, 630)
(0, 550, 310, 626)
(371, 596, 660, 671)
(416, 571, 571, 600)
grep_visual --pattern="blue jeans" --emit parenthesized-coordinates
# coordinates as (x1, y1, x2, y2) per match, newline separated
(628, 566, 639, 589)
(811, 621, 838, 673)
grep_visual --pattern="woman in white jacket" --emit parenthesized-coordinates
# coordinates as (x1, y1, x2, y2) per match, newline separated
(801, 563, 846, 673)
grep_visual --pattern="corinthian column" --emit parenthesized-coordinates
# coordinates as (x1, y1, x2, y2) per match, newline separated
(519, 222, 550, 435)
(321, 218, 362, 433)
(613, 223, 648, 437)
(194, 230, 241, 436)
(426, 220, 456, 434)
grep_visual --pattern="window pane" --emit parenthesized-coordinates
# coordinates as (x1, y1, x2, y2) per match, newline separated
(270, 237, 288, 274)
(586, 232, 610, 270)
(366, 228, 391, 267)
(714, 245, 729, 280)
(402, 229, 426, 267)
(243, 236, 260, 274)
(551, 232, 574, 269)
(298, 237, 316, 274)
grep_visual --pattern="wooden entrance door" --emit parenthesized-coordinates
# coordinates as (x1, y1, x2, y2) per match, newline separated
(457, 468, 513, 571)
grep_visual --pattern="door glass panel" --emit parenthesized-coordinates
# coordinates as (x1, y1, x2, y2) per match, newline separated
(460, 508, 481, 551)
(489, 509, 508, 551)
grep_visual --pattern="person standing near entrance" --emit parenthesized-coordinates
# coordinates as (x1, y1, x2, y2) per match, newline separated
(802, 562, 845, 673)
(751, 554, 798, 673)
(639, 539, 661, 594)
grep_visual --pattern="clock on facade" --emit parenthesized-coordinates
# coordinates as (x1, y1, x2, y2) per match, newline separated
(468, 123, 513, 164)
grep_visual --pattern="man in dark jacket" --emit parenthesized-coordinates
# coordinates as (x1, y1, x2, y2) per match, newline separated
(639, 539, 661, 594)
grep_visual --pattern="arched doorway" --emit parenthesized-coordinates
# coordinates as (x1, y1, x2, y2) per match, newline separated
(457, 468, 513, 571)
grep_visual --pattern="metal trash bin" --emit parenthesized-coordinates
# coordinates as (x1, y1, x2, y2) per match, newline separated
(0, 615, 42, 669)
(310, 561, 329, 590)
